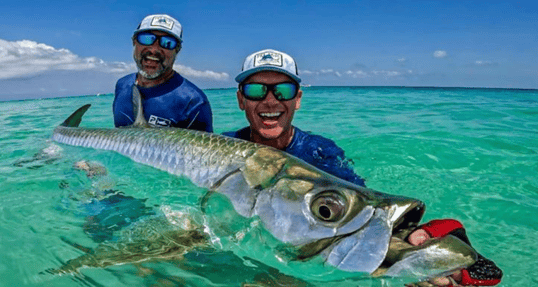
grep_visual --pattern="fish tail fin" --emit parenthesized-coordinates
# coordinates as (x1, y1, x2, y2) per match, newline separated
(60, 104, 91, 127)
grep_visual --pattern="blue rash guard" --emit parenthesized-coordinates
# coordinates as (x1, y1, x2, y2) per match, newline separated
(113, 72, 213, 132)
(222, 126, 366, 187)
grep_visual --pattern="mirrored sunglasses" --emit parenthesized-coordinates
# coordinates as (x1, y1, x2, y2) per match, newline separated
(136, 32, 179, 50)
(240, 82, 298, 101)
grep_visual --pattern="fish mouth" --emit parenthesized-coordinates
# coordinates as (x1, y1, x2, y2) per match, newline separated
(321, 199, 477, 278)
(374, 232, 478, 278)
(376, 201, 477, 278)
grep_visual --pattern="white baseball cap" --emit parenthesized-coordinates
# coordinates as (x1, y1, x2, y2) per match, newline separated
(134, 14, 183, 42)
(235, 49, 301, 83)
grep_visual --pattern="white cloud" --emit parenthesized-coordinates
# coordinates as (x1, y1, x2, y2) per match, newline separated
(433, 50, 448, 58)
(0, 39, 132, 79)
(301, 68, 410, 80)
(345, 70, 368, 78)
(372, 70, 402, 77)
(0, 39, 229, 81)
(300, 69, 342, 77)
(174, 64, 229, 80)
(475, 60, 497, 66)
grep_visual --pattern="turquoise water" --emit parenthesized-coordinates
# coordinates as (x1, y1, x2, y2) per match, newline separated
(0, 87, 537, 286)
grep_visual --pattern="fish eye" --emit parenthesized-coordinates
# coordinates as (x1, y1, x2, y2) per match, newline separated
(311, 191, 347, 222)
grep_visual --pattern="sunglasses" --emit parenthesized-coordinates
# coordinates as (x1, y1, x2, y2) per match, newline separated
(240, 82, 298, 101)
(135, 32, 179, 50)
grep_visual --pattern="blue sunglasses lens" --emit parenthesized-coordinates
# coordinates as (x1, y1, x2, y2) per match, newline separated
(137, 33, 157, 45)
(136, 33, 178, 50)
(159, 36, 178, 49)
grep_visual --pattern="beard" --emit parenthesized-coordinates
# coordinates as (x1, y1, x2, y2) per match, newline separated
(134, 51, 169, 79)
(137, 66, 163, 79)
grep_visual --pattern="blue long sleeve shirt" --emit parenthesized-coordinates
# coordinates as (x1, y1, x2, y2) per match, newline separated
(113, 72, 213, 132)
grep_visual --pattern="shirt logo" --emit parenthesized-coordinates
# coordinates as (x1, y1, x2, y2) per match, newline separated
(150, 16, 174, 30)
(148, 115, 172, 127)
(254, 52, 283, 67)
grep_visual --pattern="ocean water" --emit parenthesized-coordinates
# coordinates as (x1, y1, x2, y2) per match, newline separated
(0, 86, 536, 287)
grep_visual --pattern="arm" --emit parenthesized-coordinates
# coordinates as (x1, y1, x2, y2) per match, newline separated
(316, 151, 366, 187)
(292, 132, 366, 187)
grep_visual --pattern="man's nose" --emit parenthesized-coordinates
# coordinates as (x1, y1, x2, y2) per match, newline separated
(148, 40, 161, 49)
(263, 89, 280, 104)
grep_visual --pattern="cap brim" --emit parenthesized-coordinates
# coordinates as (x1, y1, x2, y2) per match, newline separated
(235, 66, 301, 83)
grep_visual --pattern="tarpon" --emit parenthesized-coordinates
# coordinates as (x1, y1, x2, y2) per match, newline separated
(50, 89, 477, 280)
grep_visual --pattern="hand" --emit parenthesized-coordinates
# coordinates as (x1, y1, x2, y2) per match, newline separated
(407, 229, 470, 286)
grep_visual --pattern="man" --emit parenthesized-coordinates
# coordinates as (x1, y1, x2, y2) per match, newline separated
(113, 14, 213, 132)
(225, 49, 502, 287)
(223, 49, 365, 187)
(84, 14, 213, 241)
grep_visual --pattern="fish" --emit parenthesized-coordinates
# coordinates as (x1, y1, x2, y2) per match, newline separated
(49, 88, 477, 280)
(47, 215, 210, 275)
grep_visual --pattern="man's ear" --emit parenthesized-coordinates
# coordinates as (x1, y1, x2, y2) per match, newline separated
(237, 90, 245, 110)
(294, 90, 303, 110)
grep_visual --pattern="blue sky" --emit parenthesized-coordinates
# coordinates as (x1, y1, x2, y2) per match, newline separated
(1, 0, 537, 101)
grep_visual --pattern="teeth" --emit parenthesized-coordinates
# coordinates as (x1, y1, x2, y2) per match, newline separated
(259, 112, 281, 117)
(146, 56, 160, 61)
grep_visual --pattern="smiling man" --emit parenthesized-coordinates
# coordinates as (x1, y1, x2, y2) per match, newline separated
(113, 14, 213, 132)
(223, 49, 365, 186)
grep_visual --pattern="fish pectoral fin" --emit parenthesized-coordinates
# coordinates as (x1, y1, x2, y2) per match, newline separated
(214, 169, 259, 218)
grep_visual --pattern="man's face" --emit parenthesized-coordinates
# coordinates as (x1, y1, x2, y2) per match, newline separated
(237, 71, 302, 140)
(133, 30, 179, 80)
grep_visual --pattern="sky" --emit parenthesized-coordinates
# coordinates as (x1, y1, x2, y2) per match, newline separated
(1, 0, 537, 101)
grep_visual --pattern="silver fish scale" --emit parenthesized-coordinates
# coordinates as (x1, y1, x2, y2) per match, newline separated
(52, 126, 257, 188)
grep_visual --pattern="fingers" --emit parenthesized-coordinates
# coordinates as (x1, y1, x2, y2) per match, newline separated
(408, 229, 430, 246)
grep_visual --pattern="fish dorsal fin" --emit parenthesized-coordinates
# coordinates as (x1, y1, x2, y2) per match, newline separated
(60, 104, 91, 127)
(132, 85, 151, 128)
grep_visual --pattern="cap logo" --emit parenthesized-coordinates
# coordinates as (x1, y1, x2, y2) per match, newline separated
(150, 16, 174, 30)
(254, 52, 283, 67)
